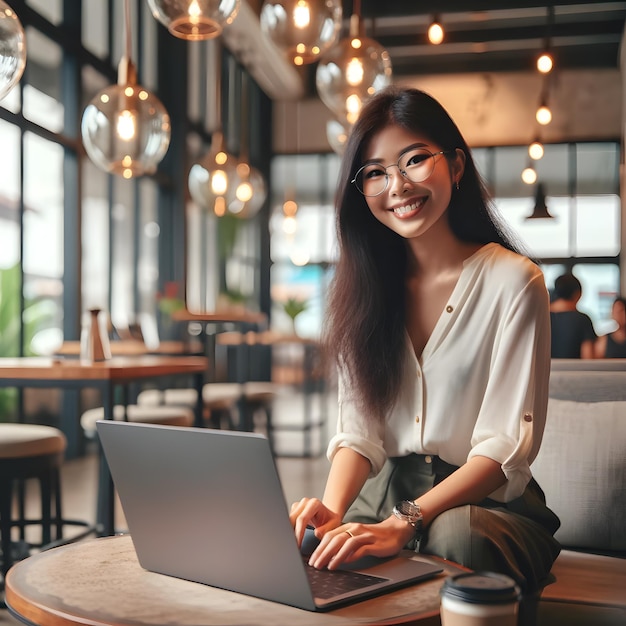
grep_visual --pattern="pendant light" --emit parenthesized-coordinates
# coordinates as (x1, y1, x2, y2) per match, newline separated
(427, 15, 444, 45)
(0, 0, 26, 101)
(316, 0, 392, 125)
(81, 0, 171, 179)
(231, 70, 267, 218)
(260, 0, 342, 66)
(188, 42, 241, 217)
(526, 183, 554, 220)
(326, 118, 349, 155)
(146, 0, 240, 40)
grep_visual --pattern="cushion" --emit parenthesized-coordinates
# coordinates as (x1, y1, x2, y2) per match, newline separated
(0, 424, 66, 459)
(532, 398, 626, 552)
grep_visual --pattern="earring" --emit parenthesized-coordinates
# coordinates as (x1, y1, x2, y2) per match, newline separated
(455, 180, 460, 191)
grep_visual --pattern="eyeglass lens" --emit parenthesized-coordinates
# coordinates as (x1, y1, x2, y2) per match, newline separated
(354, 149, 442, 197)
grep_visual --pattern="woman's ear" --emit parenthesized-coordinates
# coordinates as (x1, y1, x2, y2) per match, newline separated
(452, 148, 466, 185)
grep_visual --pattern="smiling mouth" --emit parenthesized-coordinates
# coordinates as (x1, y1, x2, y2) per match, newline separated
(391, 198, 425, 216)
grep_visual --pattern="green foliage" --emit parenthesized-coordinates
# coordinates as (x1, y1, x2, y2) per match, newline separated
(0, 263, 55, 421)
(283, 297, 308, 321)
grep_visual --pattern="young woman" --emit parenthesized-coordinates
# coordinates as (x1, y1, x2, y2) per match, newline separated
(290, 87, 560, 594)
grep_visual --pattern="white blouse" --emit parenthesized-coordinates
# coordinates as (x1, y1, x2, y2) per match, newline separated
(327, 243, 551, 502)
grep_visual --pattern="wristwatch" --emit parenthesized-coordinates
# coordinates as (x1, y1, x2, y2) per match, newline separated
(392, 500, 424, 538)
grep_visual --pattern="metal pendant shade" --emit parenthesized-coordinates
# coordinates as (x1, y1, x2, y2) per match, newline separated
(146, 0, 240, 40)
(260, 0, 342, 65)
(81, 1, 171, 178)
(527, 183, 554, 220)
(0, 0, 26, 101)
(316, 7, 392, 125)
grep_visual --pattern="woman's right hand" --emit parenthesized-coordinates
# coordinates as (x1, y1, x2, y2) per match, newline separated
(289, 497, 342, 547)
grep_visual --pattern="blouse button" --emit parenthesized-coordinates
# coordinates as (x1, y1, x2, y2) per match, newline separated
(415, 415, 420, 424)
(446, 305, 453, 313)
(424, 455, 432, 464)
(524, 413, 533, 422)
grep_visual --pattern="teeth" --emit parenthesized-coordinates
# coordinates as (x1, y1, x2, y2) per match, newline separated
(393, 201, 420, 215)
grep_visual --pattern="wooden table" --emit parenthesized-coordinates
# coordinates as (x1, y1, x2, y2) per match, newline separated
(0, 356, 208, 536)
(5, 535, 465, 626)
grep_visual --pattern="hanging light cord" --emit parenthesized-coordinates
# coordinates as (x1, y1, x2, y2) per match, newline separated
(124, 0, 132, 61)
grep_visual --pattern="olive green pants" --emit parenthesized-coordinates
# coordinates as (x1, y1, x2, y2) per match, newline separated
(344, 454, 561, 594)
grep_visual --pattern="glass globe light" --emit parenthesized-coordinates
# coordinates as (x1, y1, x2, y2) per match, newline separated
(316, 15, 392, 125)
(0, 0, 26, 101)
(146, 0, 240, 40)
(188, 131, 243, 217)
(260, 0, 342, 66)
(230, 161, 267, 218)
(81, 59, 171, 178)
(326, 118, 349, 155)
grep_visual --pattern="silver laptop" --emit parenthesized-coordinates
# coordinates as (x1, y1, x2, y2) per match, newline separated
(96, 420, 443, 611)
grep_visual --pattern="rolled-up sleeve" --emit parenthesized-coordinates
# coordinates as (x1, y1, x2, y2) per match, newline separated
(468, 273, 551, 501)
(326, 369, 388, 476)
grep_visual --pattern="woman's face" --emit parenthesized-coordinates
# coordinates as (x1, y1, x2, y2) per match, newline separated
(358, 124, 464, 240)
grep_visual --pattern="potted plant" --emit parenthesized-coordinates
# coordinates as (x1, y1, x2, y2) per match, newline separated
(282, 297, 308, 335)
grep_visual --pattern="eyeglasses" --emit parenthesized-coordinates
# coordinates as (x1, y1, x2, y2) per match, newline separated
(351, 148, 454, 197)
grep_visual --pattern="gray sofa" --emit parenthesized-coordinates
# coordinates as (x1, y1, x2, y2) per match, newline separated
(532, 361, 626, 624)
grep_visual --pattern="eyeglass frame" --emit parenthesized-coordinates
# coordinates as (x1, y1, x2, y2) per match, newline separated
(350, 148, 457, 197)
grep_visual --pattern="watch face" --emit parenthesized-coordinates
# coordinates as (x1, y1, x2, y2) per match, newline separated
(398, 500, 420, 519)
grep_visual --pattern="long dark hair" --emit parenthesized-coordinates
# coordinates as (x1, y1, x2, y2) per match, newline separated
(324, 86, 524, 422)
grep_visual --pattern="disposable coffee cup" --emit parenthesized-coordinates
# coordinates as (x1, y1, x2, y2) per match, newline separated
(440, 571, 521, 626)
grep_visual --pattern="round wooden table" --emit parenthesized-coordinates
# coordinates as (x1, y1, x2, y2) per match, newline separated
(5, 535, 465, 626)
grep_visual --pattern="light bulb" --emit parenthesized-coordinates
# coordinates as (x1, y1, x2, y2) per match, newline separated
(261, 0, 342, 65)
(283, 215, 297, 234)
(0, 0, 27, 101)
(428, 21, 444, 45)
(293, 0, 310, 28)
(236, 180, 253, 203)
(529, 141, 544, 160)
(537, 52, 553, 74)
(116, 109, 136, 140)
(522, 166, 537, 185)
(211, 170, 228, 195)
(536, 105, 552, 125)
(188, 132, 242, 216)
(316, 30, 392, 124)
(346, 57, 364, 86)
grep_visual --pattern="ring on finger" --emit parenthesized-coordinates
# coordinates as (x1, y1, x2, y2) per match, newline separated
(344, 529, 355, 538)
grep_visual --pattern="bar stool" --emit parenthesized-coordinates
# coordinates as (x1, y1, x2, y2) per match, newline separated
(0, 424, 71, 579)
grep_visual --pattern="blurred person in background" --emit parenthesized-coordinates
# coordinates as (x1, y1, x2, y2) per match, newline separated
(595, 296, 626, 358)
(549, 273, 596, 359)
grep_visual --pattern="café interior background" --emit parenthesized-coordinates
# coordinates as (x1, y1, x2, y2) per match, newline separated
(0, 1, 624, 425)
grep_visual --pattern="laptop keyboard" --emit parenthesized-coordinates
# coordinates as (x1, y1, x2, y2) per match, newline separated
(304, 560, 388, 599)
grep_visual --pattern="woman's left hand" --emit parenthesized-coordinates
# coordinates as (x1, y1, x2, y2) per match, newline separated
(307, 516, 416, 570)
